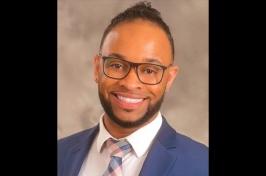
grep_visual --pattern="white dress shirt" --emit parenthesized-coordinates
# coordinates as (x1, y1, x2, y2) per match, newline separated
(78, 112, 163, 176)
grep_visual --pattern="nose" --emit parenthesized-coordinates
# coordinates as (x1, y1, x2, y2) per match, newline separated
(118, 67, 142, 90)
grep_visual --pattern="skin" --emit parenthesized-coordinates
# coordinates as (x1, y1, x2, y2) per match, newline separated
(93, 19, 179, 139)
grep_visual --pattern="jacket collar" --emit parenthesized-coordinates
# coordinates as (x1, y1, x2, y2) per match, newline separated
(139, 117, 178, 176)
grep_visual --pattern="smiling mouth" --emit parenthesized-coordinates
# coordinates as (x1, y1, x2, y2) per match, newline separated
(117, 95, 144, 103)
(111, 92, 147, 109)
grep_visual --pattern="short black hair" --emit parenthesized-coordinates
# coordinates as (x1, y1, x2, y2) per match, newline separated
(99, 1, 175, 60)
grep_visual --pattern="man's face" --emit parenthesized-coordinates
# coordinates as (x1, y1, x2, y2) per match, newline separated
(94, 19, 178, 129)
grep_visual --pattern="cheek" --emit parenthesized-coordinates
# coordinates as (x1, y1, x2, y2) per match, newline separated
(98, 76, 108, 93)
(98, 77, 117, 97)
(147, 85, 166, 102)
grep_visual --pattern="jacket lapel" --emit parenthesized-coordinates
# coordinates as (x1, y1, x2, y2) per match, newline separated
(139, 118, 178, 176)
(63, 125, 99, 176)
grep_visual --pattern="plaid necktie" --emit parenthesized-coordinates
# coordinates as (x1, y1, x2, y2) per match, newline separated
(103, 138, 132, 176)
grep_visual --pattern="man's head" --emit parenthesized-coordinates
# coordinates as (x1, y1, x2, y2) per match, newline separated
(93, 1, 179, 131)
(99, 1, 175, 61)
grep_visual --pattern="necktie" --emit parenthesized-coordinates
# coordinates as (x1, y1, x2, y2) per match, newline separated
(103, 138, 132, 176)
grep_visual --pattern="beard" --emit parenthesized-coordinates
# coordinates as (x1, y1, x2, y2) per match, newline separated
(98, 88, 165, 129)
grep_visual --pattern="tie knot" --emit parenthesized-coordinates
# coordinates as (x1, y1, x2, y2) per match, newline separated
(105, 138, 132, 158)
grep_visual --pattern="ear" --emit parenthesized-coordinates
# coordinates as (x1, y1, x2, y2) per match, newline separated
(165, 65, 179, 92)
(93, 55, 101, 83)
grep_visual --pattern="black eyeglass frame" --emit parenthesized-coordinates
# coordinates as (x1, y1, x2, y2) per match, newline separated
(99, 54, 173, 85)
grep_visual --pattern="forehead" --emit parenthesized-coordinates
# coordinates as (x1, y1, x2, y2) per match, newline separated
(101, 19, 172, 65)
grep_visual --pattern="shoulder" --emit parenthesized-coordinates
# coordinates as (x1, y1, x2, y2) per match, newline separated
(57, 126, 99, 175)
(172, 132, 208, 175)
(58, 128, 94, 145)
(57, 126, 99, 161)
(58, 125, 99, 150)
(160, 118, 208, 156)
(175, 130, 208, 153)
(174, 131, 208, 161)
(172, 129, 208, 175)
(159, 119, 208, 175)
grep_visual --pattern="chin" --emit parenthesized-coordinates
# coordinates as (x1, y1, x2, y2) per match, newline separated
(113, 110, 146, 123)
(108, 108, 154, 128)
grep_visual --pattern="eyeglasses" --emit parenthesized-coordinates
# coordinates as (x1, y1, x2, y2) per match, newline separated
(99, 55, 172, 85)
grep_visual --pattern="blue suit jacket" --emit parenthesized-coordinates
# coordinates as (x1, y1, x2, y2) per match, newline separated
(58, 118, 208, 176)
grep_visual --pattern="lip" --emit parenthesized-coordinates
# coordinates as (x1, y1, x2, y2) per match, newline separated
(110, 92, 148, 110)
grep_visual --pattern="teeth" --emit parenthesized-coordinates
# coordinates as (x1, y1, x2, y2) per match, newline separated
(117, 95, 143, 103)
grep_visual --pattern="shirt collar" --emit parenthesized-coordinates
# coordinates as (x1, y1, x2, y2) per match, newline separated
(96, 113, 114, 153)
(96, 112, 163, 158)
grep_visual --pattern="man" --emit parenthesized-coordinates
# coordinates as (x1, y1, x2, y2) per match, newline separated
(58, 2, 208, 176)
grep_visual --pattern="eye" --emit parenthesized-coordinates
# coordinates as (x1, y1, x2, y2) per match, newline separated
(110, 63, 123, 69)
(143, 68, 157, 74)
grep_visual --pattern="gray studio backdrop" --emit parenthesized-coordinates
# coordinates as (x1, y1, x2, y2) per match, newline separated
(58, 0, 208, 146)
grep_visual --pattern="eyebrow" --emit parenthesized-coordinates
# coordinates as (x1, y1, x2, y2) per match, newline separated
(107, 53, 163, 65)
